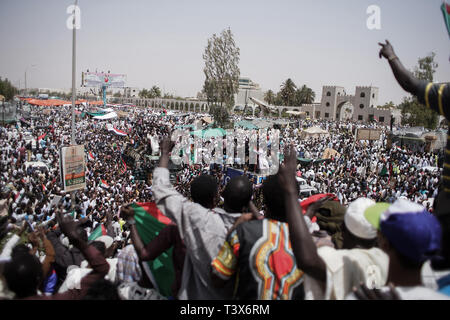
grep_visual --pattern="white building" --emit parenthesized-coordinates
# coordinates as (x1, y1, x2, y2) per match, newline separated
(234, 77, 264, 110)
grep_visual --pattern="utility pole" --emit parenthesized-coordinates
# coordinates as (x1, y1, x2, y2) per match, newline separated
(71, 0, 77, 146)
(70, 0, 78, 211)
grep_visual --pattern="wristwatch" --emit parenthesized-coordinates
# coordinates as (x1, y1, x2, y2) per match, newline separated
(127, 219, 136, 225)
(388, 55, 398, 62)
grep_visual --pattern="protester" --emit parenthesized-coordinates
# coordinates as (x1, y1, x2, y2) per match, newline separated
(151, 136, 252, 299)
(279, 145, 389, 300)
(210, 174, 309, 300)
(0, 38, 448, 300)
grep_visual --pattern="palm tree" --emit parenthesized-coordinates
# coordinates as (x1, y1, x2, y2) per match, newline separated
(303, 86, 315, 104)
(139, 89, 149, 98)
(279, 78, 297, 106)
(295, 85, 316, 105)
(150, 86, 162, 98)
(264, 90, 276, 105)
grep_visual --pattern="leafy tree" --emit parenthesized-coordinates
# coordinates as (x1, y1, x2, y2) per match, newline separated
(377, 101, 396, 109)
(414, 53, 438, 82)
(401, 52, 438, 129)
(279, 78, 297, 106)
(0, 77, 18, 101)
(203, 28, 240, 127)
(113, 92, 122, 97)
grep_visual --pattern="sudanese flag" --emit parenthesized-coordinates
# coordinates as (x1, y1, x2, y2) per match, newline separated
(88, 224, 107, 241)
(131, 202, 175, 298)
(442, 2, 450, 37)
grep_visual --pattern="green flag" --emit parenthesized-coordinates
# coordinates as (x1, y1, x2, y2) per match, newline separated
(88, 224, 107, 241)
(131, 202, 175, 298)
(442, 2, 450, 37)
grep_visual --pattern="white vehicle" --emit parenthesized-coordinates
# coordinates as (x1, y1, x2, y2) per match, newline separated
(296, 177, 318, 198)
(24, 161, 49, 171)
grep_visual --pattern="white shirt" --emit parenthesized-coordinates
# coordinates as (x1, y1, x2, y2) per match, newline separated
(346, 285, 450, 300)
(303, 246, 389, 300)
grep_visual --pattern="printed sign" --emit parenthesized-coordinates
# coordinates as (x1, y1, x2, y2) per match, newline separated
(60, 145, 86, 192)
(356, 129, 382, 141)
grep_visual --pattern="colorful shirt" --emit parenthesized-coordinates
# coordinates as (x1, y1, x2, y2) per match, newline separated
(212, 219, 305, 300)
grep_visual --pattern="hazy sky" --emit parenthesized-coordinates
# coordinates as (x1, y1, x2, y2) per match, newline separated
(1, 0, 449, 104)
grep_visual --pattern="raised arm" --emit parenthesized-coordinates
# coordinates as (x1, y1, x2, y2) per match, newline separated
(152, 136, 208, 244)
(278, 145, 327, 284)
(378, 40, 422, 96)
(120, 204, 148, 261)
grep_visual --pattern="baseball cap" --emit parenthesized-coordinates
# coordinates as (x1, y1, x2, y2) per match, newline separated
(364, 199, 442, 264)
(344, 198, 378, 240)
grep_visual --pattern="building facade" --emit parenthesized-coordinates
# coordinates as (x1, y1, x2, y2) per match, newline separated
(234, 77, 265, 111)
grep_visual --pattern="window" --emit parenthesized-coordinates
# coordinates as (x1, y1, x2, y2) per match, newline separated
(316, 111, 321, 118)
(338, 92, 341, 96)
(325, 113, 329, 118)
(306, 112, 309, 116)
(360, 92, 365, 98)
(326, 102, 330, 107)
(379, 116, 385, 123)
(358, 115, 363, 121)
(371, 105, 374, 108)
(372, 93, 375, 98)
(326, 91, 331, 96)
(359, 104, 364, 109)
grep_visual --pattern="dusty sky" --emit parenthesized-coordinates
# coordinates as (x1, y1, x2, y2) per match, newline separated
(1, 0, 449, 104)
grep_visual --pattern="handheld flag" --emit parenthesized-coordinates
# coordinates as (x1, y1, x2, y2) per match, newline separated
(131, 202, 175, 298)
(88, 224, 107, 241)
(107, 127, 128, 136)
(88, 151, 95, 161)
(442, 2, 450, 37)
(100, 179, 109, 188)
(38, 133, 47, 141)
(120, 156, 127, 174)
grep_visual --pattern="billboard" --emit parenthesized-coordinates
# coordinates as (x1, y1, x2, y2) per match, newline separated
(356, 129, 382, 141)
(59, 145, 86, 192)
(82, 72, 126, 88)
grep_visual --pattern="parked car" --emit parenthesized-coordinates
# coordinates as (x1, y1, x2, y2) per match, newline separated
(296, 177, 318, 199)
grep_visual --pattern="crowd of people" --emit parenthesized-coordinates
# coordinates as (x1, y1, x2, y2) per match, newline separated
(0, 40, 449, 300)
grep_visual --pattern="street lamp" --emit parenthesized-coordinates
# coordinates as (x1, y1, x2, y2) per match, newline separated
(25, 64, 37, 96)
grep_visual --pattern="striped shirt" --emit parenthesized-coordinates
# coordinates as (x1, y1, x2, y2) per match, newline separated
(417, 81, 450, 193)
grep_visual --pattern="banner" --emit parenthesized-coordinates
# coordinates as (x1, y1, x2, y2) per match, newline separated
(356, 129, 382, 141)
(59, 145, 86, 192)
